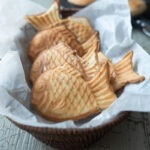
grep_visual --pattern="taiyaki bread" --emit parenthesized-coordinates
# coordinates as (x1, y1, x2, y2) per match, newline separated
(82, 46, 116, 80)
(30, 43, 85, 83)
(97, 52, 116, 79)
(129, 0, 147, 16)
(28, 25, 84, 60)
(82, 48, 144, 90)
(26, 0, 145, 123)
(68, 0, 94, 6)
(65, 17, 95, 43)
(81, 44, 100, 80)
(25, 0, 61, 30)
(111, 51, 145, 91)
(32, 63, 116, 122)
(81, 32, 99, 55)
(25, 0, 97, 44)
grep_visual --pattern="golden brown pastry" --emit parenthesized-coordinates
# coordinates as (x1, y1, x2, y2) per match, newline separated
(82, 45, 116, 80)
(25, 0, 97, 44)
(68, 0, 94, 6)
(32, 63, 116, 122)
(111, 51, 145, 91)
(82, 49, 144, 90)
(98, 52, 116, 79)
(66, 17, 95, 43)
(30, 43, 85, 83)
(86, 51, 116, 80)
(81, 32, 99, 55)
(27, 0, 145, 123)
(28, 25, 84, 61)
(129, 0, 147, 16)
(25, 0, 61, 30)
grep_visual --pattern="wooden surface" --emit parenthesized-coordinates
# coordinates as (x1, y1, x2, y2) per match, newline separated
(0, 0, 150, 149)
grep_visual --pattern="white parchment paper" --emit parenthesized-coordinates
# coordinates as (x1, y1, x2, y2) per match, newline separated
(0, 0, 150, 129)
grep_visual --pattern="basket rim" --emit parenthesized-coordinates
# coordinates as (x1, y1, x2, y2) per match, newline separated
(7, 111, 130, 134)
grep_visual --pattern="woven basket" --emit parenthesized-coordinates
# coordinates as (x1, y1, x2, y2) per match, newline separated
(7, 9, 130, 150)
(8, 112, 129, 150)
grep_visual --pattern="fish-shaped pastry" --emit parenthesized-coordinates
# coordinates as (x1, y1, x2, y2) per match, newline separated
(82, 49, 144, 90)
(31, 63, 116, 122)
(95, 52, 116, 79)
(25, 0, 96, 44)
(65, 17, 95, 43)
(25, 0, 61, 31)
(30, 42, 86, 83)
(28, 25, 84, 60)
(111, 51, 145, 91)
(81, 32, 99, 55)
(30, 35, 100, 83)
(68, 0, 94, 6)
(82, 46, 116, 80)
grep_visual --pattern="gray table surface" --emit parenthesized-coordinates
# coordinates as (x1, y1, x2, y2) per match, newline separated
(0, 0, 150, 150)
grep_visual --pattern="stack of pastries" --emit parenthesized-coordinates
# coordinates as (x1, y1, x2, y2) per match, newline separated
(25, 0, 145, 122)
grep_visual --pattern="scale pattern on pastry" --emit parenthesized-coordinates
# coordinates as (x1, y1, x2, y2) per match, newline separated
(68, 0, 94, 6)
(30, 43, 85, 83)
(25, 0, 61, 30)
(81, 32, 99, 55)
(66, 17, 95, 43)
(28, 25, 84, 60)
(32, 63, 116, 122)
(26, 0, 145, 122)
(25, 0, 97, 44)
(82, 47, 116, 80)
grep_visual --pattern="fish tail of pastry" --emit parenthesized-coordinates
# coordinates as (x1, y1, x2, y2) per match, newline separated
(82, 46, 97, 65)
(82, 38, 99, 66)
(53, 25, 84, 57)
(81, 32, 99, 55)
(25, 0, 61, 30)
(83, 63, 99, 81)
(98, 52, 116, 79)
(82, 51, 102, 81)
(112, 51, 145, 91)
(88, 63, 117, 109)
(82, 44, 102, 81)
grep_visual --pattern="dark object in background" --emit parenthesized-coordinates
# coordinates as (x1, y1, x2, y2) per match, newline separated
(60, 0, 82, 18)
(143, 0, 150, 19)
(60, 0, 83, 8)
(132, 0, 150, 37)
